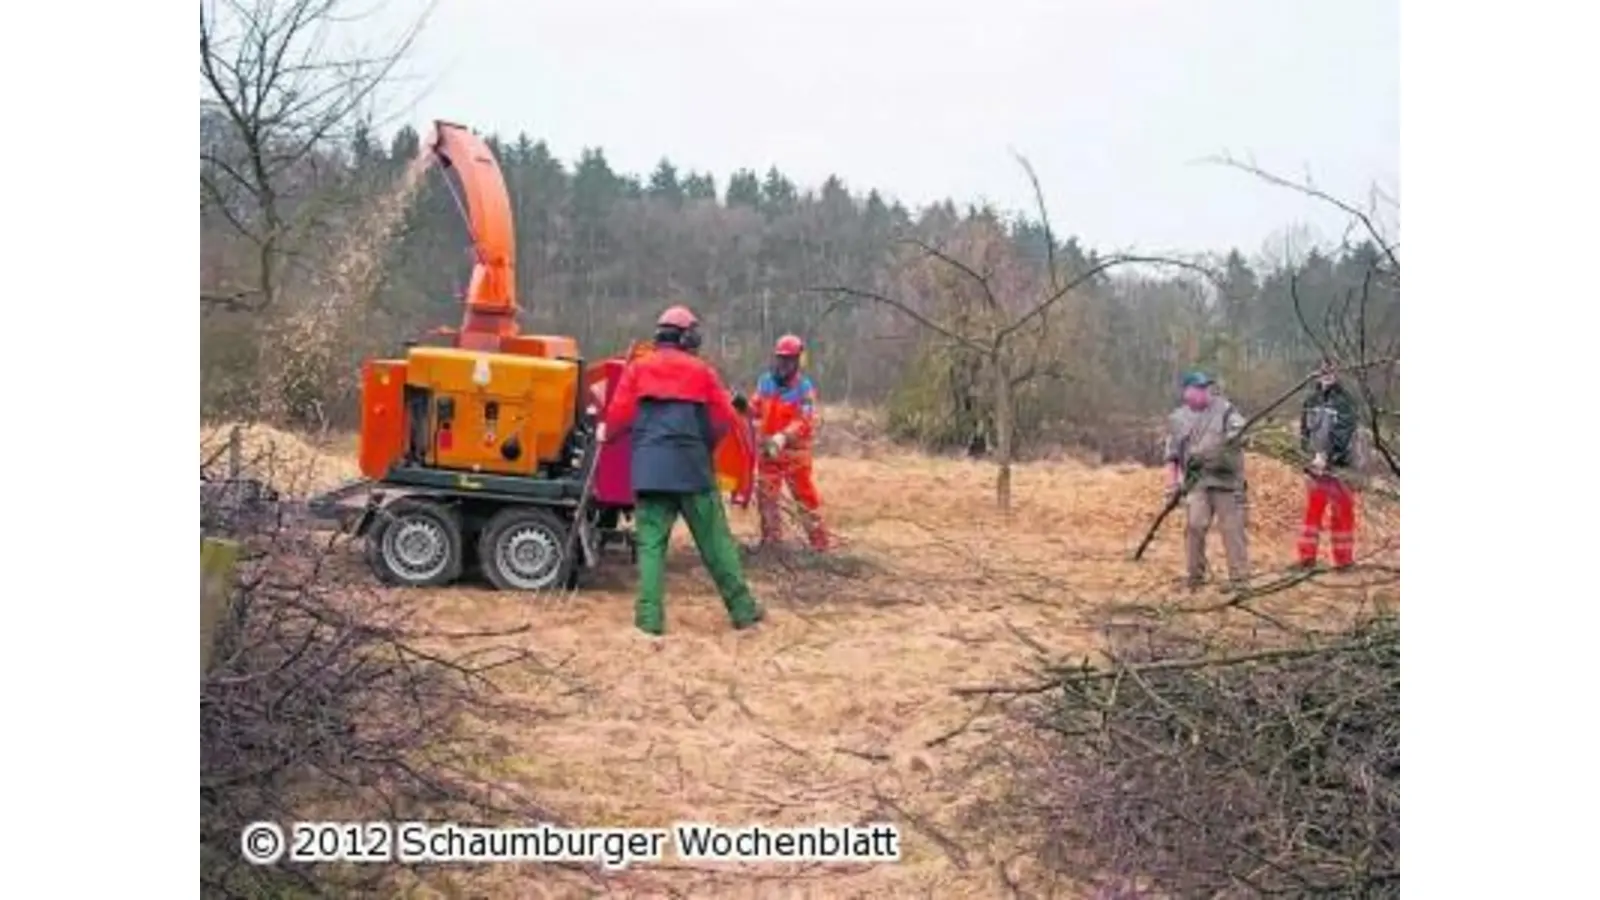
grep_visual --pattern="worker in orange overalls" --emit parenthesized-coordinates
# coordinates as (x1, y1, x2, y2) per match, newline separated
(735, 335, 830, 552)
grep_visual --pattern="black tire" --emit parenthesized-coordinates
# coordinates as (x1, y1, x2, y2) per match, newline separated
(365, 498, 464, 588)
(477, 506, 576, 592)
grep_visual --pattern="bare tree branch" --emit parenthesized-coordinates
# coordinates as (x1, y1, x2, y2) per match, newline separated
(998, 253, 1217, 342)
(805, 285, 988, 353)
(1205, 154, 1399, 275)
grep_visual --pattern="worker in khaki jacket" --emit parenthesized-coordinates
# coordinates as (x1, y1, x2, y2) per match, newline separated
(1164, 371, 1250, 591)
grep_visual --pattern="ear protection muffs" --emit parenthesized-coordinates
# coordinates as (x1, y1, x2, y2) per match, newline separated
(680, 326, 703, 352)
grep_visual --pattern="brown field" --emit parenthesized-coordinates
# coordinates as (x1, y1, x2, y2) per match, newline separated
(202, 418, 1399, 899)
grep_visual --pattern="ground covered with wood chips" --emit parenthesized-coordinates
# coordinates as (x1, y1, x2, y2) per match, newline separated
(202, 422, 1399, 899)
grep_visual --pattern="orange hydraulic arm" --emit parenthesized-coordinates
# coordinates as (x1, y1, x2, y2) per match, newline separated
(426, 120, 519, 351)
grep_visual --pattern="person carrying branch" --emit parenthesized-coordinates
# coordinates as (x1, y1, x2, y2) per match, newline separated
(733, 334, 830, 552)
(1164, 371, 1251, 592)
(1296, 358, 1362, 570)
(598, 304, 765, 636)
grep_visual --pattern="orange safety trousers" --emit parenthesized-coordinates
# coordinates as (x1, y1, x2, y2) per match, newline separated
(757, 450, 828, 550)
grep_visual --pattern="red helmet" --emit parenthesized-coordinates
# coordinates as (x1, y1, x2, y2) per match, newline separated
(774, 334, 805, 357)
(657, 305, 699, 330)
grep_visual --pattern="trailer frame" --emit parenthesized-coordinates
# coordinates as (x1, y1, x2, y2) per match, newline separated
(306, 448, 637, 593)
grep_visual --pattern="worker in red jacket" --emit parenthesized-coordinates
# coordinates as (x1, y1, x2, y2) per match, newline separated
(599, 305, 764, 636)
(736, 334, 830, 552)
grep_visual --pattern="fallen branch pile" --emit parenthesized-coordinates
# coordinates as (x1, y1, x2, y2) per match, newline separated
(200, 451, 561, 898)
(1007, 610, 1399, 898)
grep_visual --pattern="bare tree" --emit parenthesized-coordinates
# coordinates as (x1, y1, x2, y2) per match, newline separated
(1210, 155, 1401, 477)
(199, 0, 433, 313)
(814, 156, 1212, 512)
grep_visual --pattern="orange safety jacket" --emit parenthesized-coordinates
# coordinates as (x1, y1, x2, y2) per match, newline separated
(749, 371, 820, 449)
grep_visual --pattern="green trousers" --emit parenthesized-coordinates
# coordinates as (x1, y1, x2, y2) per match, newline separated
(633, 490, 762, 634)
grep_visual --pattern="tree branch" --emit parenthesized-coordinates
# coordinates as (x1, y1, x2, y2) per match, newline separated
(999, 254, 1217, 342)
(805, 285, 990, 354)
(1206, 154, 1400, 275)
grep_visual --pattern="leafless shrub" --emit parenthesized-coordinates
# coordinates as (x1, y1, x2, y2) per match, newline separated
(978, 608, 1398, 898)
(199, 445, 568, 898)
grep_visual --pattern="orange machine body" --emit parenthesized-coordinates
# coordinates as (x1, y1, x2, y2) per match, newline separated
(355, 120, 754, 498)
(403, 346, 578, 476)
(359, 359, 409, 479)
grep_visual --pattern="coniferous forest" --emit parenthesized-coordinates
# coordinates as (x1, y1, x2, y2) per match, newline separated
(201, 114, 1398, 461)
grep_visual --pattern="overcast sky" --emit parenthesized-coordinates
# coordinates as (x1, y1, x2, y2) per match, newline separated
(368, 0, 1397, 256)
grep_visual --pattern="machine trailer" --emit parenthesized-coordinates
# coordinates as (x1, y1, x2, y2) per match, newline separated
(305, 120, 756, 592)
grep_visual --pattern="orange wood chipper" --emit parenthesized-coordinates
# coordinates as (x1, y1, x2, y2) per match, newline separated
(309, 120, 757, 591)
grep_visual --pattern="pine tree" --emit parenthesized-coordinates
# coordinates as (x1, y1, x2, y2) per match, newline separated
(760, 166, 797, 214)
(682, 170, 717, 202)
(725, 169, 762, 208)
(389, 125, 420, 162)
(647, 158, 685, 207)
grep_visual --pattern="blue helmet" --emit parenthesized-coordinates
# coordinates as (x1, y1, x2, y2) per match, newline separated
(1181, 371, 1214, 389)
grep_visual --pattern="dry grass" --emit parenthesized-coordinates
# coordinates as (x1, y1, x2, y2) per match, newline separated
(201, 421, 1398, 898)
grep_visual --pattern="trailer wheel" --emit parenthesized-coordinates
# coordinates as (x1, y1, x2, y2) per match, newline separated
(478, 507, 576, 592)
(366, 498, 464, 587)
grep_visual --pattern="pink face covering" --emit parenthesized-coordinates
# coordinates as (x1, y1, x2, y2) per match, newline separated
(1182, 385, 1210, 410)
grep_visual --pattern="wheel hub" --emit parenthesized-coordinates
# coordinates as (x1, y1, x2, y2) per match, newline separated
(384, 518, 448, 579)
(498, 525, 560, 589)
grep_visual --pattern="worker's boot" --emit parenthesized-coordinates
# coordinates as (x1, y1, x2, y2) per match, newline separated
(806, 524, 831, 553)
(744, 532, 783, 555)
(1331, 538, 1355, 571)
(732, 604, 766, 631)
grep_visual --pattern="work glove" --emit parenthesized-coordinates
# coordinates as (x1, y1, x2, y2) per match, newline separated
(762, 433, 788, 459)
(594, 423, 609, 444)
(1310, 452, 1327, 475)
(1164, 479, 1182, 503)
